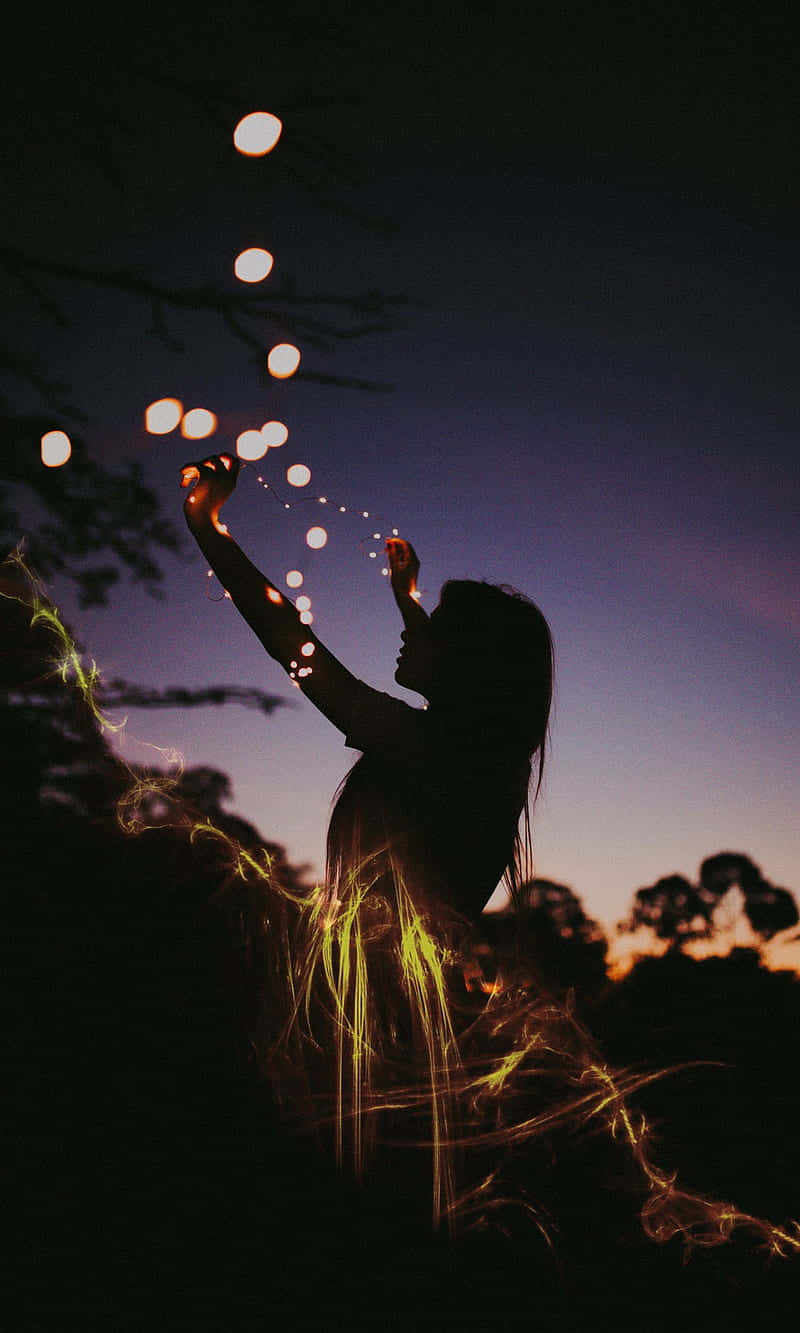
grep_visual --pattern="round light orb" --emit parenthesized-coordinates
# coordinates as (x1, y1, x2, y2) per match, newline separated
(267, 343, 301, 379)
(233, 111, 282, 156)
(40, 430, 72, 468)
(295, 595, 311, 612)
(287, 463, 311, 487)
(299, 610, 314, 625)
(300, 641, 315, 657)
(306, 526, 327, 550)
(181, 408, 217, 439)
(145, 398, 183, 434)
(234, 248, 274, 283)
(286, 570, 304, 588)
(236, 429, 268, 461)
(261, 420, 288, 448)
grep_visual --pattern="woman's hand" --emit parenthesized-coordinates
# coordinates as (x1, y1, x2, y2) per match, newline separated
(386, 538, 420, 598)
(180, 453, 241, 529)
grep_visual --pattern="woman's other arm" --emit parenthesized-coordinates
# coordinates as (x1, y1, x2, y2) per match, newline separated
(385, 538, 429, 633)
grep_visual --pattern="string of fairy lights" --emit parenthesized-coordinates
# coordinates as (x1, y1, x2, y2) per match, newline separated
(39, 107, 404, 634)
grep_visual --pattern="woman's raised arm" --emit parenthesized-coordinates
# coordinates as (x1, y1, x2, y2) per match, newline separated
(181, 453, 371, 737)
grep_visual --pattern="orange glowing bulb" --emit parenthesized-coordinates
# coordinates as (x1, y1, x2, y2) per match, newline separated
(266, 588, 283, 604)
(145, 398, 183, 434)
(286, 570, 303, 588)
(236, 429, 268, 461)
(233, 111, 283, 156)
(40, 430, 72, 467)
(287, 463, 311, 487)
(261, 420, 288, 448)
(267, 343, 301, 379)
(181, 408, 217, 439)
(305, 526, 327, 550)
(233, 248, 274, 282)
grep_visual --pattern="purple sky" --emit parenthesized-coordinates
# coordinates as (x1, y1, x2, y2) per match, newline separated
(8, 8, 799, 944)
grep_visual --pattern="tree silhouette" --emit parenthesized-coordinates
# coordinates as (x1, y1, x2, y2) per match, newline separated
(619, 853, 799, 953)
(700, 851, 799, 942)
(483, 878, 609, 997)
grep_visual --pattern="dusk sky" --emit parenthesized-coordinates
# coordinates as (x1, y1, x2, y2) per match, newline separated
(7, 7, 799, 946)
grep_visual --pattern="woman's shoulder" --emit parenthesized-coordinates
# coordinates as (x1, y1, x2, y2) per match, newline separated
(343, 684, 428, 758)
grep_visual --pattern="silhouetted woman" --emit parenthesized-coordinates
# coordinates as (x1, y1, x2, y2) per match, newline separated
(177, 454, 776, 1261)
(180, 451, 553, 1217)
(181, 453, 552, 924)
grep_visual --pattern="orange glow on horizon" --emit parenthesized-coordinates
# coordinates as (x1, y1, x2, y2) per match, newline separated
(261, 420, 288, 448)
(267, 343, 301, 379)
(234, 248, 274, 282)
(306, 526, 327, 549)
(233, 111, 283, 156)
(236, 429, 268, 461)
(40, 430, 72, 468)
(145, 398, 183, 434)
(287, 463, 311, 487)
(181, 408, 217, 439)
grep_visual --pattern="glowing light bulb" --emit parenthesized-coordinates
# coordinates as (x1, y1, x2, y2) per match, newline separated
(261, 420, 288, 448)
(236, 429, 268, 461)
(372, 533, 381, 540)
(181, 408, 217, 439)
(300, 610, 314, 625)
(300, 641, 315, 657)
(306, 526, 327, 549)
(287, 463, 311, 487)
(392, 528, 399, 536)
(266, 588, 283, 604)
(234, 248, 274, 282)
(295, 595, 311, 612)
(145, 398, 183, 434)
(286, 570, 303, 588)
(233, 111, 282, 156)
(369, 552, 377, 559)
(40, 430, 72, 468)
(339, 506, 347, 513)
(319, 496, 327, 504)
(267, 343, 301, 378)
(290, 660, 298, 670)
(362, 511, 370, 518)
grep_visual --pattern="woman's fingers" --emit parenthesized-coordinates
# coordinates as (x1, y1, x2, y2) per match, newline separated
(179, 464, 201, 488)
(386, 537, 410, 568)
(179, 453, 240, 487)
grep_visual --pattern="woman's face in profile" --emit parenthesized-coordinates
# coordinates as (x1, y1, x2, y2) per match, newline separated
(394, 609, 447, 698)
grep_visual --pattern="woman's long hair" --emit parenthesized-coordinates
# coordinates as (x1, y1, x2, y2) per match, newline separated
(429, 579, 554, 910)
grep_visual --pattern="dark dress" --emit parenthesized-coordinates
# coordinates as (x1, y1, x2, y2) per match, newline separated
(328, 684, 529, 921)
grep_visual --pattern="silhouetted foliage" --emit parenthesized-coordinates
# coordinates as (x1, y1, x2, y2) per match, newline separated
(701, 850, 800, 941)
(621, 872, 712, 947)
(482, 878, 609, 999)
(619, 855, 798, 954)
